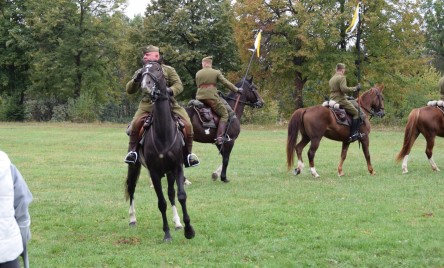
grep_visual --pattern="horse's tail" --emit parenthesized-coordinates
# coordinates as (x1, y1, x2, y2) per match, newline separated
(396, 108, 420, 162)
(286, 108, 305, 170)
(125, 164, 141, 201)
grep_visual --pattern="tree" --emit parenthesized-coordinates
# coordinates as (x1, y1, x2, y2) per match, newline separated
(422, 0, 444, 73)
(123, 0, 241, 100)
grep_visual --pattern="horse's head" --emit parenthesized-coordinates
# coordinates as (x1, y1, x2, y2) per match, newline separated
(234, 77, 264, 108)
(361, 83, 385, 118)
(140, 61, 168, 102)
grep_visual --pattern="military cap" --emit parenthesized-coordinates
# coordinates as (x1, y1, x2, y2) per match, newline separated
(336, 63, 346, 70)
(202, 56, 213, 63)
(143, 45, 160, 53)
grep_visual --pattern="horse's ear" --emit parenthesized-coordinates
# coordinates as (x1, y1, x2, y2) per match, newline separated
(379, 83, 384, 92)
(248, 76, 253, 84)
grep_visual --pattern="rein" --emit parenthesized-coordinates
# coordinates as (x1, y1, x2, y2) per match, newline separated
(360, 87, 383, 119)
(219, 91, 258, 108)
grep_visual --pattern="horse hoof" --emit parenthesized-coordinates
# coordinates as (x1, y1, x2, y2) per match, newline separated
(338, 172, 344, 177)
(175, 226, 183, 231)
(184, 179, 192, 185)
(293, 168, 301, 175)
(221, 178, 230, 183)
(129, 221, 136, 227)
(184, 225, 195, 239)
(163, 237, 172, 243)
(212, 172, 218, 181)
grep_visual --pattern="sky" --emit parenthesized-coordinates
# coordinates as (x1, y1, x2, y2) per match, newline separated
(125, 0, 150, 18)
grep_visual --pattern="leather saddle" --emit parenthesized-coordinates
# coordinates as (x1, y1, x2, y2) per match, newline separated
(188, 100, 236, 128)
(322, 99, 365, 126)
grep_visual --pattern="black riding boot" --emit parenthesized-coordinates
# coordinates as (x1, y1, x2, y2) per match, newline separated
(348, 118, 361, 142)
(215, 121, 228, 145)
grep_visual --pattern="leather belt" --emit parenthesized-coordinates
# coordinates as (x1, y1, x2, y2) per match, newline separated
(199, 83, 216, 89)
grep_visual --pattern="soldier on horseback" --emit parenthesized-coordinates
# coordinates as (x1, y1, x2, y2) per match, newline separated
(124, 45, 200, 168)
(329, 63, 362, 142)
(195, 56, 243, 145)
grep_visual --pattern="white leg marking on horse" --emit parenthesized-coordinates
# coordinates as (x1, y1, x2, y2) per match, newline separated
(205, 128, 210, 135)
(298, 160, 305, 171)
(129, 202, 136, 224)
(212, 164, 222, 181)
(402, 155, 409, 174)
(310, 167, 320, 178)
(172, 205, 183, 229)
(184, 179, 192, 185)
(428, 158, 440, 171)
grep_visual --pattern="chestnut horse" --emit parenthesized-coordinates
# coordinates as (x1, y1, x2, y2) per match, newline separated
(396, 105, 444, 173)
(125, 62, 195, 242)
(286, 84, 385, 178)
(186, 77, 264, 182)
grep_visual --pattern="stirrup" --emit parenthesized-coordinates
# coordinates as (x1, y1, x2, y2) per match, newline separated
(348, 133, 361, 143)
(124, 151, 138, 164)
(185, 153, 200, 168)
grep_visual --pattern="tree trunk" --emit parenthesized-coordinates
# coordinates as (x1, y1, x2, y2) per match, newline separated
(293, 71, 306, 109)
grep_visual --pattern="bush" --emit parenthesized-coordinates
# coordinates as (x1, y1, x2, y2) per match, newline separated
(0, 95, 26, 121)
(67, 92, 102, 123)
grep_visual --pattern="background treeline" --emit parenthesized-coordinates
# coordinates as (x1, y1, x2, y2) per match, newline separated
(1, 0, 443, 125)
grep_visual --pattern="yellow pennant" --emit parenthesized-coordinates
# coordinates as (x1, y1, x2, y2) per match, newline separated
(254, 30, 262, 57)
(346, 2, 360, 33)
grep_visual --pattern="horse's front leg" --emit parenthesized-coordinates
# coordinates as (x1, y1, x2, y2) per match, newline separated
(166, 173, 183, 230)
(175, 168, 195, 239)
(219, 143, 234, 183)
(338, 142, 350, 177)
(307, 139, 321, 178)
(361, 136, 375, 175)
(126, 163, 141, 226)
(151, 173, 171, 242)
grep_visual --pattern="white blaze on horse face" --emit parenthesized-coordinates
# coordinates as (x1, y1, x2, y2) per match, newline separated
(428, 157, 441, 171)
(402, 155, 409, 174)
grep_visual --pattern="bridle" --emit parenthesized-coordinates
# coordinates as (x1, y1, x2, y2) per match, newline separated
(360, 87, 385, 119)
(141, 62, 168, 102)
(220, 83, 263, 108)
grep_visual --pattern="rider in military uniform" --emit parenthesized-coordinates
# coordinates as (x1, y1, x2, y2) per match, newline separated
(124, 45, 199, 167)
(439, 75, 444, 101)
(195, 56, 243, 145)
(329, 63, 362, 142)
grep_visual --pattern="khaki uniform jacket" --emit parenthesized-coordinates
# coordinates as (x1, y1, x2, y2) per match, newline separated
(329, 73, 358, 102)
(195, 67, 239, 100)
(439, 76, 444, 100)
(126, 64, 190, 125)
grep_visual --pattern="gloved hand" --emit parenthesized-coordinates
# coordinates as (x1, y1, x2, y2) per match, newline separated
(356, 83, 361, 91)
(134, 70, 143, 83)
(237, 87, 243, 94)
(167, 87, 173, 96)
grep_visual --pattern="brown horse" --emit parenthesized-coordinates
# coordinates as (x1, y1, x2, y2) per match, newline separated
(186, 77, 264, 182)
(396, 105, 444, 173)
(286, 84, 385, 178)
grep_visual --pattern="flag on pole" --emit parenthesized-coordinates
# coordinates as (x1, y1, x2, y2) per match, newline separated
(346, 2, 360, 34)
(254, 30, 262, 57)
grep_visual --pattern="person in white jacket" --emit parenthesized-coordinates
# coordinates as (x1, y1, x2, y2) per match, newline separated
(0, 151, 32, 268)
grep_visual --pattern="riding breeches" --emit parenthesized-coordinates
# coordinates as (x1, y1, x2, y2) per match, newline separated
(199, 98, 229, 123)
(335, 99, 359, 119)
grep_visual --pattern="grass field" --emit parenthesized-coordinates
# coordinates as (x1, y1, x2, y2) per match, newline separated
(0, 123, 443, 267)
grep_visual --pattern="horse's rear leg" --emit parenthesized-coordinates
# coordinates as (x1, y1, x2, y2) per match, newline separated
(218, 143, 233, 183)
(338, 142, 350, 177)
(151, 175, 171, 242)
(425, 135, 440, 171)
(126, 163, 141, 226)
(167, 173, 183, 230)
(175, 170, 195, 239)
(307, 139, 321, 178)
(294, 136, 309, 175)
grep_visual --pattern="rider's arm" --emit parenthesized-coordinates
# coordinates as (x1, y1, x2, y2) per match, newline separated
(164, 65, 183, 97)
(338, 76, 358, 94)
(126, 69, 143, 94)
(217, 71, 239, 93)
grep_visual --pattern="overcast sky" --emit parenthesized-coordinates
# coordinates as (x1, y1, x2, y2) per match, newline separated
(125, 0, 149, 18)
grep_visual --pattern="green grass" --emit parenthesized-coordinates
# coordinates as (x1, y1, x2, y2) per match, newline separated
(0, 123, 443, 267)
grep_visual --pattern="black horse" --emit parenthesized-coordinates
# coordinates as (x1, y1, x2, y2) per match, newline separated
(125, 62, 195, 242)
(186, 77, 264, 182)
